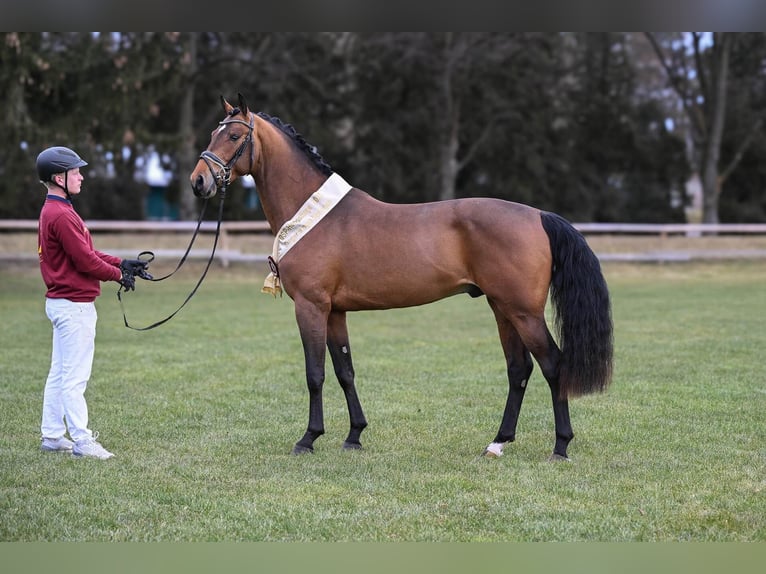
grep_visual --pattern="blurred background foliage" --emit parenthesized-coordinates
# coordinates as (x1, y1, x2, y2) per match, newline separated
(1, 32, 764, 223)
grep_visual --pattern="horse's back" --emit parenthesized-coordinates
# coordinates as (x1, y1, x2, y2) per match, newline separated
(336, 191, 545, 243)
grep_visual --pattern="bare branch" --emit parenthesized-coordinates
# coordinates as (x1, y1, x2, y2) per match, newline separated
(457, 111, 518, 170)
(692, 32, 715, 122)
(644, 33, 706, 137)
(720, 117, 764, 184)
(692, 32, 709, 112)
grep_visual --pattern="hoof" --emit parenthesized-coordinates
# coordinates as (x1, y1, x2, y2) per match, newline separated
(548, 453, 571, 462)
(342, 441, 363, 451)
(482, 441, 508, 458)
(291, 444, 314, 455)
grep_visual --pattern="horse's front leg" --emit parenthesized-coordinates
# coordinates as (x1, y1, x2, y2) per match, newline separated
(292, 300, 330, 454)
(327, 310, 368, 450)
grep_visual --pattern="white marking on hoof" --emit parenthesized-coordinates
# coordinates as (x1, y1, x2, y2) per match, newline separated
(484, 442, 508, 458)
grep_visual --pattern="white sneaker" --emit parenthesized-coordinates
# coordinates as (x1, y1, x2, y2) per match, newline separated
(41, 436, 74, 452)
(73, 433, 114, 460)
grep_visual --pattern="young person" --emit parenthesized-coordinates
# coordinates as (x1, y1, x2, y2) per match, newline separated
(36, 146, 148, 459)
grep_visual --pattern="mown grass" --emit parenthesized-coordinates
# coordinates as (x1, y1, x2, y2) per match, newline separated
(0, 260, 764, 541)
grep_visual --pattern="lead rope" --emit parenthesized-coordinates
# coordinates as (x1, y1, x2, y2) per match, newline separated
(149, 196, 210, 282)
(117, 192, 226, 331)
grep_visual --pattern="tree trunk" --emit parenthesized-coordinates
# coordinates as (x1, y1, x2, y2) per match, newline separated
(701, 34, 730, 224)
(645, 33, 732, 225)
(438, 33, 459, 201)
(701, 163, 721, 224)
(178, 33, 198, 220)
(439, 120, 460, 201)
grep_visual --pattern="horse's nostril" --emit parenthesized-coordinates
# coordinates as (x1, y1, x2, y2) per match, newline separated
(191, 174, 206, 197)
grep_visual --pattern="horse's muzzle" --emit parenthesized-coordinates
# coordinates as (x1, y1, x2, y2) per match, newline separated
(191, 172, 217, 199)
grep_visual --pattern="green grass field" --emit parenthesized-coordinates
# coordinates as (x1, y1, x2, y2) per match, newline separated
(0, 260, 764, 541)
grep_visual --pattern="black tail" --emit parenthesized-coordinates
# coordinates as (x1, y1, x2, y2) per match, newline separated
(540, 211, 613, 398)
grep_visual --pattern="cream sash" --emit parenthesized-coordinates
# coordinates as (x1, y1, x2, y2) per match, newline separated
(262, 172, 352, 296)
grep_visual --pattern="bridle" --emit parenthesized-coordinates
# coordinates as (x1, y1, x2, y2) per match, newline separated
(198, 111, 255, 194)
(118, 111, 255, 331)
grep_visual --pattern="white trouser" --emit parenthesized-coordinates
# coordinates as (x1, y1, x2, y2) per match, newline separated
(42, 298, 97, 442)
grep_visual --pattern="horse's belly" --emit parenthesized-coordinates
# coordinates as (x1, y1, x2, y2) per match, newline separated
(332, 271, 471, 311)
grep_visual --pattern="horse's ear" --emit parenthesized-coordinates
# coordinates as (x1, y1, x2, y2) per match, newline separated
(237, 92, 250, 115)
(220, 95, 234, 115)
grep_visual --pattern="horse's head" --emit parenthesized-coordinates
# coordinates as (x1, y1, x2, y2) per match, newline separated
(191, 93, 256, 199)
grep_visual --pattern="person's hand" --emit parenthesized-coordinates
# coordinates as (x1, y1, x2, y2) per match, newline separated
(119, 268, 136, 291)
(120, 259, 153, 280)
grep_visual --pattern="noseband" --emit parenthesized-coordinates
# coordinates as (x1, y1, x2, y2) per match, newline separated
(199, 113, 255, 194)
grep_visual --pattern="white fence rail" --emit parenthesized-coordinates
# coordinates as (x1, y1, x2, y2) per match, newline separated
(573, 222, 766, 235)
(0, 219, 273, 266)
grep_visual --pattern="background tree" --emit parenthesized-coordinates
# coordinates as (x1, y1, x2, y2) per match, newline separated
(0, 33, 43, 218)
(347, 33, 565, 204)
(718, 33, 766, 222)
(646, 32, 765, 224)
(0, 33, 190, 219)
(563, 33, 688, 222)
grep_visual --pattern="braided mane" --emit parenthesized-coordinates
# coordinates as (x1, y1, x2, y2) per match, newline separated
(256, 112, 333, 176)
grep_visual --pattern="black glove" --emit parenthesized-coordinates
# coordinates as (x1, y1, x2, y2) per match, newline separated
(119, 268, 136, 291)
(120, 258, 153, 280)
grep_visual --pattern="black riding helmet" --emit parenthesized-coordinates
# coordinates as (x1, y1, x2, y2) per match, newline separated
(36, 146, 88, 183)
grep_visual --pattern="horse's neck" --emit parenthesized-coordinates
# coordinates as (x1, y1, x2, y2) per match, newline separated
(252, 123, 327, 233)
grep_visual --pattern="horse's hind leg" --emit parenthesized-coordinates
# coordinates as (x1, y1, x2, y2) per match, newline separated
(514, 315, 574, 461)
(327, 310, 368, 450)
(483, 300, 534, 458)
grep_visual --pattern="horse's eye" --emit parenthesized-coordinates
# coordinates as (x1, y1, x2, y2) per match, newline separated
(230, 133, 240, 141)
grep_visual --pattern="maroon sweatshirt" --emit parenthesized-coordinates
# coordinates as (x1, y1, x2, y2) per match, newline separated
(38, 195, 122, 302)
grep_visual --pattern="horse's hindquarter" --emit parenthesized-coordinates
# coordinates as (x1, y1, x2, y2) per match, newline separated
(281, 192, 552, 313)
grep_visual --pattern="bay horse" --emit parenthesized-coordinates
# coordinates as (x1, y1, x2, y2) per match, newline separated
(190, 94, 613, 461)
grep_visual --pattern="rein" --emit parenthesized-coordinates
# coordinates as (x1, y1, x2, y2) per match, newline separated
(118, 112, 254, 331)
(117, 193, 226, 331)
